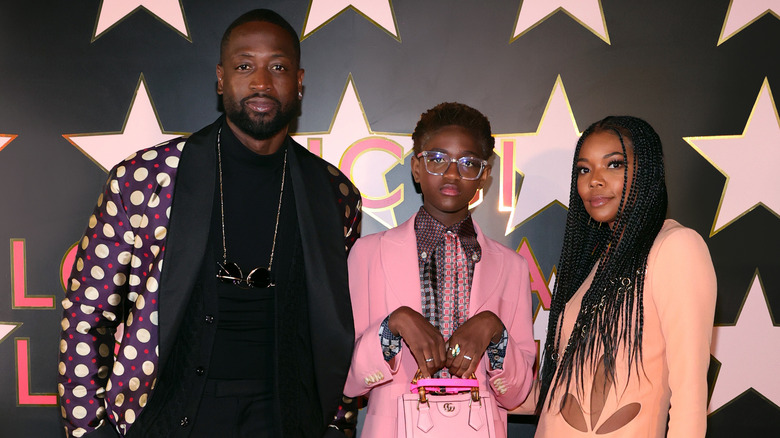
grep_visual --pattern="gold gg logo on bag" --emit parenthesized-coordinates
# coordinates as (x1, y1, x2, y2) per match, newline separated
(437, 401, 460, 417)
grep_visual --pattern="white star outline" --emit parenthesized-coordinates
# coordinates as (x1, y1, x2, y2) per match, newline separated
(709, 270, 780, 414)
(64, 74, 187, 172)
(302, 0, 400, 41)
(292, 74, 413, 229)
(684, 77, 780, 237)
(511, 0, 610, 44)
(495, 75, 582, 235)
(717, 0, 780, 45)
(93, 0, 190, 42)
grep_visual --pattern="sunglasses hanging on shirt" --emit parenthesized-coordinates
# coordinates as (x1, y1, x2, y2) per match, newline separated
(214, 127, 286, 289)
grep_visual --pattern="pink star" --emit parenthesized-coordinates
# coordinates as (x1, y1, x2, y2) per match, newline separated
(0, 134, 17, 153)
(0, 322, 22, 346)
(533, 271, 554, 362)
(718, 0, 780, 45)
(685, 78, 780, 236)
(499, 76, 583, 234)
(292, 75, 413, 229)
(64, 75, 186, 172)
(302, 0, 399, 41)
(512, 0, 610, 43)
(94, 0, 190, 41)
(709, 271, 780, 413)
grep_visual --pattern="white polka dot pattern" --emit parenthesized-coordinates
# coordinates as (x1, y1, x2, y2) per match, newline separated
(59, 137, 187, 436)
(58, 134, 363, 436)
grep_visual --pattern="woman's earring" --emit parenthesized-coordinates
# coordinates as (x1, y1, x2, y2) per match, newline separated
(298, 91, 303, 100)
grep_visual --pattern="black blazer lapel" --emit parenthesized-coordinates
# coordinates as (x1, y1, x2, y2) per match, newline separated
(157, 117, 221, 370)
(287, 140, 355, 423)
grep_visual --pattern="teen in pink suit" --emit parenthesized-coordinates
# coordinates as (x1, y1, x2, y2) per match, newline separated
(343, 103, 536, 438)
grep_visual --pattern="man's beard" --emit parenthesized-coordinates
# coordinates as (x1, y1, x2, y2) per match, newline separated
(224, 93, 299, 140)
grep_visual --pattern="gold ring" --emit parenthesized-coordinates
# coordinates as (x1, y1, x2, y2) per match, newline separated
(451, 344, 460, 357)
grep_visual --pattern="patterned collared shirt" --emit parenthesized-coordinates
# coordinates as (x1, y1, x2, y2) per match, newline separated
(415, 207, 480, 334)
(379, 207, 507, 370)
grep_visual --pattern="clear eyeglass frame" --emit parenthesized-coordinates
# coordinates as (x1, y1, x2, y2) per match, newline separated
(416, 151, 488, 180)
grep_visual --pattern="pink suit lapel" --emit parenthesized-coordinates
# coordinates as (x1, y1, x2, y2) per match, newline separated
(378, 215, 504, 318)
(468, 221, 503, 317)
(379, 215, 424, 312)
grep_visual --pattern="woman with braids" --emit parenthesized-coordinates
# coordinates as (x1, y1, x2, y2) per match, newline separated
(533, 116, 716, 437)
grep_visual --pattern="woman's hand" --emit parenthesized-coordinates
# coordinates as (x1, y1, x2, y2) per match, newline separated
(388, 306, 446, 377)
(445, 311, 505, 377)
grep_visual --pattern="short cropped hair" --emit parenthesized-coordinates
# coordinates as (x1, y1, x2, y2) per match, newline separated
(220, 9, 301, 65)
(412, 102, 495, 160)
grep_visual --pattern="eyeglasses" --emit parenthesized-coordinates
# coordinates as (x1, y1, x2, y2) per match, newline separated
(416, 151, 488, 180)
(217, 261, 274, 289)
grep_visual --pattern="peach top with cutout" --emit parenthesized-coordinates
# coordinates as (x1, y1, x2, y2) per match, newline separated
(535, 220, 716, 438)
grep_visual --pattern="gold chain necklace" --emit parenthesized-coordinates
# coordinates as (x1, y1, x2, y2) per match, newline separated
(215, 126, 287, 288)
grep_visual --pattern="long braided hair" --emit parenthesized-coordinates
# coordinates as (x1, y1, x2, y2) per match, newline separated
(537, 116, 668, 413)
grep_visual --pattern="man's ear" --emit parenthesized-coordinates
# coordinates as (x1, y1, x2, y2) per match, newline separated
(297, 69, 304, 98)
(216, 64, 224, 95)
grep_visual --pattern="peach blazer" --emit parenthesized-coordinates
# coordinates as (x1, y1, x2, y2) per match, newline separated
(534, 219, 717, 437)
(344, 214, 536, 438)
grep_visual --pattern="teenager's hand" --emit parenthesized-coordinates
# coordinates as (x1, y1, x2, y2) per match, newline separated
(388, 306, 446, 377)
(445, 311, 505, 377)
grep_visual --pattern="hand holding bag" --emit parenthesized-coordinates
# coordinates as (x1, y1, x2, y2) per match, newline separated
(396, 370, 496, 437)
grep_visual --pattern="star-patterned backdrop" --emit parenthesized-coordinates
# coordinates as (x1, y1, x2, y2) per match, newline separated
(0, 1, 778, 437)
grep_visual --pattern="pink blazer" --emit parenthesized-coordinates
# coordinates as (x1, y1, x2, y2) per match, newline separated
(344, 214, 536, 438)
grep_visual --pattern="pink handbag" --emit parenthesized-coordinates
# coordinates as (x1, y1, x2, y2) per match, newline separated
(396, 371, 496, 437)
